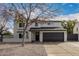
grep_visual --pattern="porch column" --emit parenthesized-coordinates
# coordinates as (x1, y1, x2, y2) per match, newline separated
(64, 31, 67, 42)
(78, 34, 79, 41)
(40, 31, 43, 42)
(29, 32, 32, 42)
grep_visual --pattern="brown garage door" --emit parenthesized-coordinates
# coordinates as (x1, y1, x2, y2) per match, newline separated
(43, 32, 64, 42)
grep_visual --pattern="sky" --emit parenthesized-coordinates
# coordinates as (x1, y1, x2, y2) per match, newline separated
(2, 3, 79, 16)
(55, 3, 79, 15)
(49, 3, 79, 21)
(3, 3, 79, 15)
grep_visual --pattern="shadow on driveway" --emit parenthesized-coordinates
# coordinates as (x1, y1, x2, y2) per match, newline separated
(43, 42, 64, 45)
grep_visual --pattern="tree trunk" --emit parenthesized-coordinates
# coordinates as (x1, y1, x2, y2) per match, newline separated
(22, 23, 28, 47)
(22, 30, 25, 47)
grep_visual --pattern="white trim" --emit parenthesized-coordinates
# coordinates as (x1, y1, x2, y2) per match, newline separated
(39, 31, 67, 42)
(78, 34, 79, 41)
(64, 31, 67, 42)
(31, 29, 66, 31)
(29, 32, 32, 42)
(40, 31, 43, 42)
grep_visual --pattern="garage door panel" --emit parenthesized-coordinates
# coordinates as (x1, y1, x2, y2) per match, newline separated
(43, 32, 64, 42)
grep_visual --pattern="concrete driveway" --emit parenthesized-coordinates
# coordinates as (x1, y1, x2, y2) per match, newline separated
(43, 42, 79, 56)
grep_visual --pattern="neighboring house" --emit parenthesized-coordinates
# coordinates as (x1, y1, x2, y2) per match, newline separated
(73, 22, 79, 41)
(3, 20, 67, 42)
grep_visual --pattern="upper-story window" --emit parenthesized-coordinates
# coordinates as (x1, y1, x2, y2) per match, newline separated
(35, 22, 38, 26)
(76, 27, 78, 32)
(47, 22, 51, 25)
(19, 23, 25, 27)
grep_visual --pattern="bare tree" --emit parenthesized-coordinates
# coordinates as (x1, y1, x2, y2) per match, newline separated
(0, 5, 12, 42)
(7, 3, 60, 46)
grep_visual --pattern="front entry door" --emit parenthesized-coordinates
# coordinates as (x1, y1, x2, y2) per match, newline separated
(0, 35, 3, 42)
(35, 32, 39, 41)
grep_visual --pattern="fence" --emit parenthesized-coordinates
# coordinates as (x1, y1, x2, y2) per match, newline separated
(67, 34, 78, 41)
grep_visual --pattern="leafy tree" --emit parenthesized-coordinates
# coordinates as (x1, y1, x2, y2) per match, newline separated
(61, 20, 77, 34)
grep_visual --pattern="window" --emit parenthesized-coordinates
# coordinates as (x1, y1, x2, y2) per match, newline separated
(26, 32, 28, 39)
(19, 23, 25, 27)
(19, 33, 23, 38)
(35, 23, 38, 26)
(47, 22, 51, 25)
(76, 27, 78, 32)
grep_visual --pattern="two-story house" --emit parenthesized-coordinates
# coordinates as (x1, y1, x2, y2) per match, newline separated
(12, 20, 67, 43)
